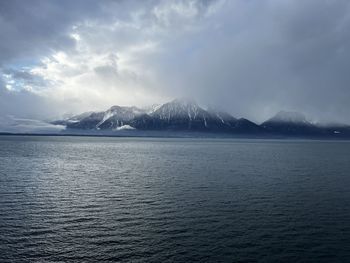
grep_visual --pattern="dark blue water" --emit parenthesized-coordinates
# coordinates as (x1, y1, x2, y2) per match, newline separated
(0, 136, 350, 262)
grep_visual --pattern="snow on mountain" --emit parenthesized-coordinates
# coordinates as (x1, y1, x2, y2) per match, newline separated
(147, 98, 226, 130)
(96, 106, 145, 129)
(266, 111, 310, 124)
(62, 105, 145, 130)
(207, 108, 237, 127)
(142, 104, 162, 114)
(141, 98, 253, 131)
(116, 125, 136, 131)
(151, 98, 208, 121)
(56, 98, 261, 132)
(50, 99, 350, 137)
(67, 111, 94, 123)
(261, 111, 319, 135)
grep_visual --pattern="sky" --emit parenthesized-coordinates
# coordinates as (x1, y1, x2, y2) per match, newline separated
(1, 0, 350, 127)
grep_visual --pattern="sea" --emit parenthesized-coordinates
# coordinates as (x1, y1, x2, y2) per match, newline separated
(0, 136, 350, 262)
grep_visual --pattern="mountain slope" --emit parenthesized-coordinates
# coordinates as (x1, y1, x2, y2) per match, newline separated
(207, 109, 237, 127)
(52, 100, 350, 137)
(147, 98, 230, 131)
(261, 111, 319, 135)
(59, 98, 244, 132)
(95, 106, 145, 130)
(65, 106, 145, 130)
(66, 112, 105, 130)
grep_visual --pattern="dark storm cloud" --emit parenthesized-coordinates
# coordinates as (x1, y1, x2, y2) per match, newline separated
(149, 0, 350, 123)
(0, 0, 101, 64)
(1, 0, 350, 126)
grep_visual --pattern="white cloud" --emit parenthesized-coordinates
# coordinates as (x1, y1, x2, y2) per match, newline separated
(0, 115, 64, 133)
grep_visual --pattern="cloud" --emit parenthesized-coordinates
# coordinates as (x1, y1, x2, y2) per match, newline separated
(0, 86, 56, 118)
(1, 0, 350, 125)
(0, 115, 64, 133)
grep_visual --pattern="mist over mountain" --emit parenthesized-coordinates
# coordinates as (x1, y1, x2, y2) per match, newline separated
(46, 98, 350, 138)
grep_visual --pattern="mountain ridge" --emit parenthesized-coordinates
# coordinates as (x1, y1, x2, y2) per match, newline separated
(52, 98, 350, 138)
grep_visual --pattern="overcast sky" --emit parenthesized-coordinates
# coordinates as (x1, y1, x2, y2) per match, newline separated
(1, 0, 350, 124)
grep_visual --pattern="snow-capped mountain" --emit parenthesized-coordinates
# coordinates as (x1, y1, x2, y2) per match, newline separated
(265, 111, 310, 124)
(129, 98, 258, 132)
(51, 111, 94, 126)
(143, 104, 162, 114)
(261, 111, 317, 135)
(56, 98, 250, 132)
(95, 106, 145, 130)
(207, 108, 237, 128)
(65, 106, 146, 130)
(151, 98, 208, 121)
(65, 112, 105, 130)
(146, 98, 228, 130)
(51, 100, 350, 137)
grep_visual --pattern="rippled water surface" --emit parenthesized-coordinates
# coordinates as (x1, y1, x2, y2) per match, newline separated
(1, 136, 350, 262)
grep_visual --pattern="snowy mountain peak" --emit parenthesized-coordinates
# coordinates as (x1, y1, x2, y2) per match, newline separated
(151, 98, 205, 121)
(269, 111, 309, 124)
(50, 99, 350, 137)
(96, 105, 145, 129)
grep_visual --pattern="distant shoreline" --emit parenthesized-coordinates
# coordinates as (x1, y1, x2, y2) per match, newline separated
(1, 131, 350, 140)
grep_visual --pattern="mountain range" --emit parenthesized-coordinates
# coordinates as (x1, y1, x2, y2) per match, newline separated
(52, 98, 350, 138)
